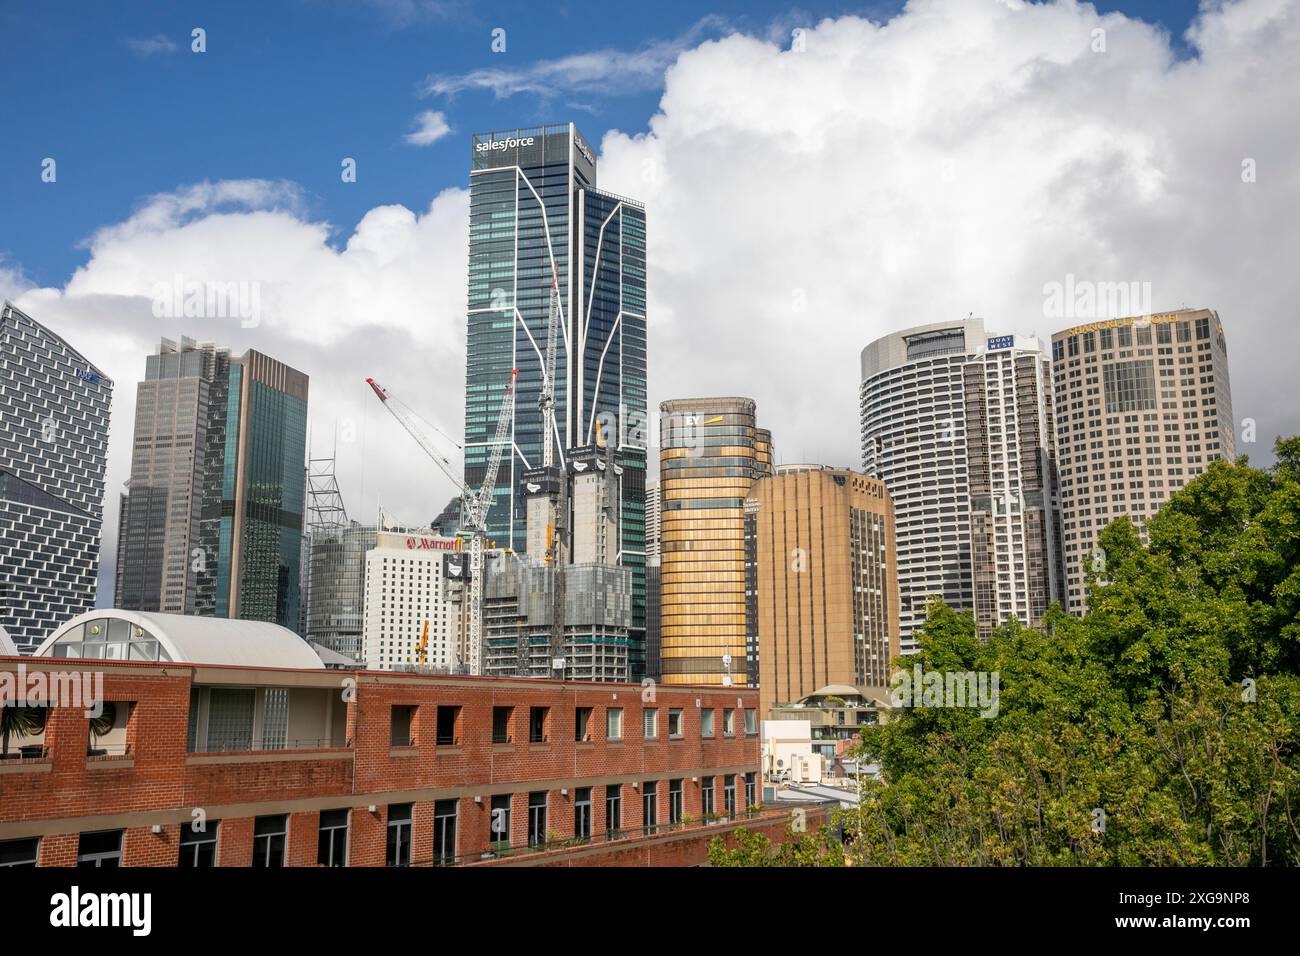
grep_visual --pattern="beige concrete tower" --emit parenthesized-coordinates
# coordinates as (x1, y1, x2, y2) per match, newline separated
(747, 466, 900, 714)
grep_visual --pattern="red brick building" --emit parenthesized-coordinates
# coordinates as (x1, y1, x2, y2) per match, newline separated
(0, 615, 786, 867)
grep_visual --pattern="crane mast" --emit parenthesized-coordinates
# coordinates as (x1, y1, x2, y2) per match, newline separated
(366, 371, 516, 674)
(538, 270, 568, 676)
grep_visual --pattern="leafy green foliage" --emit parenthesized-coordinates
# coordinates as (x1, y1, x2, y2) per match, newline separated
(707, 824, 846, 867)
(846, 439, 1300, 866)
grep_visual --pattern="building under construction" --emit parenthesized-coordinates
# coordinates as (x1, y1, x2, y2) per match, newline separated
(482, 443, 633, 681)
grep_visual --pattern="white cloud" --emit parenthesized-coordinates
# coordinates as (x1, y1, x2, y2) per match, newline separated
(126, 35, 178, 57)
(405, 110, 453, 146)
(419, 16, 728, 101)
(13, 0, 1300, 601)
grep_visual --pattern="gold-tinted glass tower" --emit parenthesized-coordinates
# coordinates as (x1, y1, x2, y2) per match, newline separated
(659, 398, 772, 685)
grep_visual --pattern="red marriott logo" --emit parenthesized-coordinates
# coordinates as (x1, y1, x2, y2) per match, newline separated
(405, 537, 459, 552)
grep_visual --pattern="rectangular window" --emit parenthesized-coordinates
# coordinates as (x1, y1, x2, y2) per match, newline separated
(669, 779, 684, 824)
(575, 706, 593, 741)
(386, 804, 413, 866)
(724, 775, 737, 818)
(529, 706, 548, 743)
(701, 777, 715, 816)
(574, 787, 592, 841)
(1103, 360, 1157, 412)
(744, 772, 757, 808)
(605, 785, 624, 838)
(606, 707, 623, 740)
(317, 809, 349, 867)
(1100, 328, 1113, 351)
(527, 791, 548, 847)
(492, 705, 513, 744)
(391, 705, 415, 747)
(252, 814, 287, 867)
(0, 837, 39, 868)
(78, 830, 123, 868)
(435, 705, 460, 746)
(744, 710, 758, 735)
(701, 709, 715, 738)
(490, 795, 512, 849)
(642, 784, 658, 834)
(723, 708, 735, 736)
(178, 821, 219, 868)
(643, 707, 658, 738)
(433, 799, 457, 866)
(668, 708, 683, 737)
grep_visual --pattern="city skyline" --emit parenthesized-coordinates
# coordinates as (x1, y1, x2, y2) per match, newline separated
(2, 0, 1294, 607)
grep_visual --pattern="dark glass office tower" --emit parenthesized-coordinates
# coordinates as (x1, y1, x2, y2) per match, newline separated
(214, 351, 309, 628)
(0, 302, 112, 651)
(465, 124, 648, 672)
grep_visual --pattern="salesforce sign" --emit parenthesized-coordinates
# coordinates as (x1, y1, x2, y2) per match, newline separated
(475, 135, 536, 154)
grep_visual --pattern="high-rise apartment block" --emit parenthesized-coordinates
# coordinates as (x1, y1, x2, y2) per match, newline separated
(0, 302, 112, 651)
(745, 465, 900, 714)
(659, 397, 772, 686)
(116, 337, 308, 630)
(465, 124, 648, 672)
(645, 481, 661, 680)
(860, 319, 1063, 649)
(1050, 308, 1234, 613)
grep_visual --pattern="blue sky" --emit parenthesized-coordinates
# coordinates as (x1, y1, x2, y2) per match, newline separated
(1, 0, 1206, 287)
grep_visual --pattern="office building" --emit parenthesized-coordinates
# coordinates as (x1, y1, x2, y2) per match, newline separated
(465, 124, 648, 672)
(361, 531, 465, 672)
(115, 337, 230, 615)
(746, 465, 900, 713)
(659, 397, 773, 686)
(645, 481, 661, 680)
(0, 302, 112, 652)
(1050, 308, 1234, 613)
(860, 320, 1063, 649)
(306, 521, 378, 662)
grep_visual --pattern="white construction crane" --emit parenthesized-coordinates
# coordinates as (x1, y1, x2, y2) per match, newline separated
(539, 270, 568, 674)
(366, 370, 517, 673)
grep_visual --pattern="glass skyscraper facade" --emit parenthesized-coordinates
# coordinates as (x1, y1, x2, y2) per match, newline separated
(214, 351, 309, 628)
(465, 123, 648, 671)
(0, 302, 113, 652)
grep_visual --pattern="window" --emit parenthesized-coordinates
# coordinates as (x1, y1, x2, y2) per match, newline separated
(492, 706, 513, 744)
(723, 708, 735, 736)
(529, 706, 548, 743)
(391, 705, 415, 747)
(179, 821, 219, 867)
(575, 706, 593, 741)
(386, 804, 413, 866)
(744, 710, 758, 735)
(744, 772, 757, 808)
(574, 787, 592, 841)
(0, 837, 39, 868)
(490, 795, 512, 849)
(77, 830, 123, 868)
(642, 784, 659, 834)
(318, 809, 349, 866)
(701, 709, 715, 738)
(724, 775, 736, 818)
(86, 700, 133, 756)
(252, 815, 287, 867)
(643, 708, 658, 738)
(433, 799, 457, 866)
(669, 779, 684, 824)
(606, 707, 623, 740)
(527, 792, 548, 847)
(436, 705, 460, 746)
(605, 785, 622, 836)
(668, 708, 683, 737)
(701, 777, 715, 816)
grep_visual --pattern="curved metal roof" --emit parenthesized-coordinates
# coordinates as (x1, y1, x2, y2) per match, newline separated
(31, 609, 324, 670)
